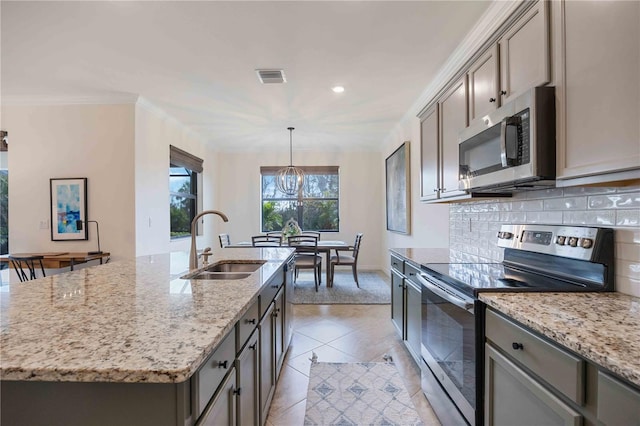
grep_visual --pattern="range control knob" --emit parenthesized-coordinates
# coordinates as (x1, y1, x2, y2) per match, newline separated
(501, 232, 513, 239)
(556, 236, 566, 245)
(580, 238, 594, 249)
(568, 237, 579, 247)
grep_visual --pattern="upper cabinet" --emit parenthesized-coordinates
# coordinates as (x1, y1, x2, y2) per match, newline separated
(419, 77, 469, 202)
(499, 1, 550, 104)
(468, 45, 500, 122)
(553, 0, 640, 185)
(467, 1, 550, 122)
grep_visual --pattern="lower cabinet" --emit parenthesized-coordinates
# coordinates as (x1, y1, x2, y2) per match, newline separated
(390, 254, 422, 365)
(198, 368, 237, 426)
(274, 288, 285, 378)
(259, 302, 275, 425)
(485, 307, 640, 426)
(391, 266, 405, 336)
(237, 330, 259, 426)
(485, 345, 582, 426)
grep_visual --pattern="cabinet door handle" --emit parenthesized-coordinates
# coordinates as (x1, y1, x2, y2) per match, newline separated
(489, 97, 496, 103)
(217, 360, 228, 369)
(433, 188, 438, 192)
(246, 318, 256, 325)
(271, 284, 279, 288)
(233, 387, 241, 396)
(501, 90, 507, 95)
(512, 342, 524, 350)
(249, 343, 257, 350)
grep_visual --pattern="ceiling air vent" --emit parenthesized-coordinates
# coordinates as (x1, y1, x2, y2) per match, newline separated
(256, 69, 287, 84)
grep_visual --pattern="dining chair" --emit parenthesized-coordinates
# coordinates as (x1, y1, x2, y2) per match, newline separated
(288, 235, 322, 291)
(300, 231, 321, 240)
(9, 255, 46, 282)
(329, 233, 363, 288)
(218, 233, 231, 248)
(251, 235, 282, 247)
(265, 231, 283, 243)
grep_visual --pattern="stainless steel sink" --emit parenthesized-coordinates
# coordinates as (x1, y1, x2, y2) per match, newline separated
(181, 260, 266, 280)
(186, 272, 251, 280)
(204, 261, 266, 273)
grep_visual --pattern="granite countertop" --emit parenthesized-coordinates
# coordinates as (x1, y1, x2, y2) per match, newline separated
(480, 292, 640, 387)
(0, 247, 294, 384)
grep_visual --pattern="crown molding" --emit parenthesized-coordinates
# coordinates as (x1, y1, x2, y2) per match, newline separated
(1, 93, 139, 106)
(384, 0, 522, 147)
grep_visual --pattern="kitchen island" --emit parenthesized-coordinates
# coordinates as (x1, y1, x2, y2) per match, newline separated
(0, 247, 295, 425)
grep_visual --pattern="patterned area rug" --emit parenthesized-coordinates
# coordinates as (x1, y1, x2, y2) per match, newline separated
(304, 362, 423, 425)
(292, 271, 390, 304)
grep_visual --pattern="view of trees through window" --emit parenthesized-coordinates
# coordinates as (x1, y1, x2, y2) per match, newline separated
(170, 166, 197, 238)
(261, 167, 339, 232)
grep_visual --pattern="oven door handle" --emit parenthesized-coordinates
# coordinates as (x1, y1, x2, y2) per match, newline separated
(417, 273, 474, 311)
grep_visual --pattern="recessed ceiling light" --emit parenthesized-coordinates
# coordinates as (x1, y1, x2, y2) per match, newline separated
(332, 86, 345, 93)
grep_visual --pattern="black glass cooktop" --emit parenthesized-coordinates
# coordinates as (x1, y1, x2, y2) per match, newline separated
(421, 262, 593, 298)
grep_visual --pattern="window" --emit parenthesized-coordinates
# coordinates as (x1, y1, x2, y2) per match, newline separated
(170, 145, 203, 239)
(261, 166, 339, 232)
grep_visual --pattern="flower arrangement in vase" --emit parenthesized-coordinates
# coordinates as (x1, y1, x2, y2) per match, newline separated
(282, 218, 302, 238)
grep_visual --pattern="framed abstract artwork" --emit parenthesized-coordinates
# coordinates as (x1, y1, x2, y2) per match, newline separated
(385, 142, 411, 235)
(50, 178, 88, 241)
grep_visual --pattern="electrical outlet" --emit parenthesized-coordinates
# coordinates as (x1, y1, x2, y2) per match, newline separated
(39, 220, 49, 230)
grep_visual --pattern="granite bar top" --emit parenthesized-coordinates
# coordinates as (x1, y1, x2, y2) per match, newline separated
(0, 247, 294, 384)
(480, 292, 640, 387)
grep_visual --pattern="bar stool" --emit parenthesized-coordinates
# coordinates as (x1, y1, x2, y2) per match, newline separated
(9, 255, 46, 282)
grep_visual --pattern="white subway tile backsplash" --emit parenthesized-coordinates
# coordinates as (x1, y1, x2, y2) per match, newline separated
(590, 192, 640, 209)
(525, 211, 563, 224)
(563, 210, 616, 225)
(616, 243, 640, 262)
(544, 196, 587, 211)
(617, 209, 640, 227)
(448, 186, 640, 296)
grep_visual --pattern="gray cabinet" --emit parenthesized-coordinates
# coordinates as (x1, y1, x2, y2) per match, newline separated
(391, 264, 405, 337)
(419, 105, 439, 201)
(553, 0, 640, 185)
(485, 345, 582, 426)
(468, 45, 500, 122)
(389, 254, 421, 364)
(259, 301, 275, 425)
(597, 372, 640, 426)
(237, 330, 259, 426)
(197, 368, 237, 426)
(485, 307, 640, 426)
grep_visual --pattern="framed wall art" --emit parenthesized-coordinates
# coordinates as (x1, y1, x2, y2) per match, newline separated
(385, 141, 411, 235)
(50, 178, 88, 241)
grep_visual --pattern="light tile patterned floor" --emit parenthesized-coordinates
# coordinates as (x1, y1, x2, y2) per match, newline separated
(266, 304, 441, 425)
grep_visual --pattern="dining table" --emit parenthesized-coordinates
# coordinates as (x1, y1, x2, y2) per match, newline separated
(0, 252, 111, 272)
(226, 240, 350, 285)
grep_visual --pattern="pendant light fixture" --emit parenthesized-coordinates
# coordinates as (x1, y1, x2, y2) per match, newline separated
(275, 127, 305, 196)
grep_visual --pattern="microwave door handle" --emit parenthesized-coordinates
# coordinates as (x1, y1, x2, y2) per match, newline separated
(500, 119, 509, 167)
(416, 273, 474, 311)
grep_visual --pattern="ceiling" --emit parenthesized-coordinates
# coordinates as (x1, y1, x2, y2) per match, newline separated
(1, 1, 491, 151)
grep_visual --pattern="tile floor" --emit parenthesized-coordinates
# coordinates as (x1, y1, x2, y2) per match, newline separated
(265, 304, 441, 425)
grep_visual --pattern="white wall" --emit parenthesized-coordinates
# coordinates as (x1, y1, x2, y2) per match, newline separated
(214, 149, 384, 270)
(380, 115, 451, 270)
(3, 103, 136, 259)
(134, 100, 217, 256)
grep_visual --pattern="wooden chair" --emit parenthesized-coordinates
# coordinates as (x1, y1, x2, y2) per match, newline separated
(251, 235, 282, 247)
(9, 255, 46, 282)
(329, 233, 363, 288)
(218, 233, 231, 248)
(288, 235, 322, 291)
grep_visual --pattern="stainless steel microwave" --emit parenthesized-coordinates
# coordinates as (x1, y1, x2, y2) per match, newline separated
(458, 86, 556, 192)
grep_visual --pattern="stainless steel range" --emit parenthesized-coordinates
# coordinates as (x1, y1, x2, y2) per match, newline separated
(417, 224, 615, 426)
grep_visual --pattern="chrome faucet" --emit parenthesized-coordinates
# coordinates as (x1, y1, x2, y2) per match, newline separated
(189, 210, 229, 270)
